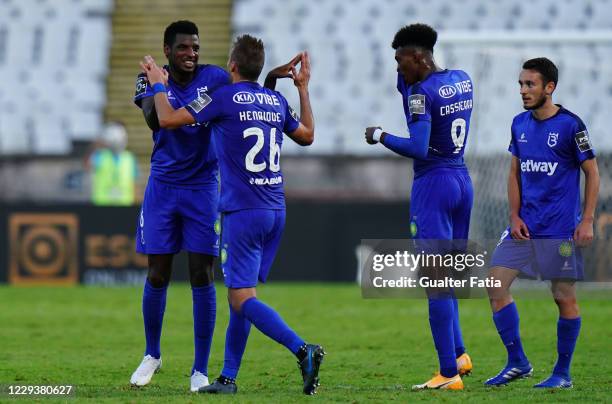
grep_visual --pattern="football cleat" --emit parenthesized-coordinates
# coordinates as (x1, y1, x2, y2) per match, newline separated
(130, 355, 161, 387)
(190, 370, 209, 392)
(484, 363, 533, 386)
(298, 344, 325, 395)
(533, 374, 573, 388)
(412, 374, 464, 391)
(198, 377, 237, 394)
(457, 353, 473, 376)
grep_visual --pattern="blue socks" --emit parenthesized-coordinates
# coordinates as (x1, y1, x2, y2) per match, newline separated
(221, 304, 252, 379)
(241, 298, 305, 355)
(451, 296, 466, 358)
(142, 279, 168, 359)
(192, 284, 216, 375)
(553, 317, 581, 378)
(493, 302, 528, 365)
(428, 297, 457, 378)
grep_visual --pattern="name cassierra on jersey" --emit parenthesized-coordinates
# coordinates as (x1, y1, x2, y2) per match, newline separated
(509, 106, 596, 237)
(397, 70, 473, 175)
(134, 64, 230, 187)
(185, 81, 300, 212)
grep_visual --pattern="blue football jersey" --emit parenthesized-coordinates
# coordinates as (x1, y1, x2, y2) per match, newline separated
(185, 81, 300, 212)
(509, 106, 595, 236)
(134, 64, 230, 187)
(397, 70, 473, 175)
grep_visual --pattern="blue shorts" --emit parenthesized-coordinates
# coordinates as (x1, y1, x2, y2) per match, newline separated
(410, 169, 473, 241)
(220, 209, 285, 288)
(490, 228, 584, 280)
(136, 178, 220, 256)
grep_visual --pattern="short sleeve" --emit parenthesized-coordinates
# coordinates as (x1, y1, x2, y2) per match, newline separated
(508, 126, 518, 157)
(396, 72, 405, 94)
(134, 73, 153, 108)
(572, 119, 596, 163)
(283, 103, 300, 134)
(185, 89, 224, 124)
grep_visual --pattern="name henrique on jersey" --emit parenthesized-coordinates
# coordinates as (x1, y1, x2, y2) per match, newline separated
(134, 64, 230, 187)
(185, 81, 300, 212)
(509, 106, 595, 236)
(397, 70, 473, 175)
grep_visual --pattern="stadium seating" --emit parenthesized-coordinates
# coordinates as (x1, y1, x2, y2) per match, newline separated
(0, 0, 112, 155)
(2, 0, 611, 157)
(233, 0, 612, 155)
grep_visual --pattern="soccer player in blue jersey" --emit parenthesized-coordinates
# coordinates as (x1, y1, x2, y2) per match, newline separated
(139, 35, 324, 395)
(485, 58, 599, 389)
(365, 24, 474, 390)
(130, 20, 230, 391)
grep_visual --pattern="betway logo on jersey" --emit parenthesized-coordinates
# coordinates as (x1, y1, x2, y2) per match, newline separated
(520, 159, 558, 176)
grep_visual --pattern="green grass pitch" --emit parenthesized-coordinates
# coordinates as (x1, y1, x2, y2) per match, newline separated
(1, 283, 611, 402)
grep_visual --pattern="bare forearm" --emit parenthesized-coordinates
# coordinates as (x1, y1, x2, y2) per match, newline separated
(297, 87, 314, 133)
(264, 75, 277, 90)
(153, 93, 174, 122)
(508, 173, 521, 218)
(582, 165, 600, 221)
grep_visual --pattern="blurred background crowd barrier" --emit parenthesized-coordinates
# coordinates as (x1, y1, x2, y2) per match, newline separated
(0, 0, 610, 284)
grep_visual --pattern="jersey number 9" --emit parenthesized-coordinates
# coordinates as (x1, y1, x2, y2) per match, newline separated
(450, 118, 466, 154)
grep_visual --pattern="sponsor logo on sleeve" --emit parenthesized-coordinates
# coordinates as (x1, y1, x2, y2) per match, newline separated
(197, 86, 209, 98)
(135, 76, 147, 97)
(575, 130, 592, 152)
(187, 93, 212, 113)
(232, 91, 256, 104)
(408, 94, 426, 115)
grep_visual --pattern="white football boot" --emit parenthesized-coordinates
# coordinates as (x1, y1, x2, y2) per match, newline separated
(130, 355, 162, 387)
(190, 370, 210, 392)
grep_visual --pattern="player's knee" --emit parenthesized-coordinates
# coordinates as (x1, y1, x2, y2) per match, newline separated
(190, 266, 214, 287)
(147, 270, 170, 288)
(228, 288, 256, 313)
(553, 295, 577, 308)
(188, 253, 215, 287)
(147, 254, 173, 287)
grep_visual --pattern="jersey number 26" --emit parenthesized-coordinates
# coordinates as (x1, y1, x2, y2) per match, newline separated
(243, 127, 281, 173)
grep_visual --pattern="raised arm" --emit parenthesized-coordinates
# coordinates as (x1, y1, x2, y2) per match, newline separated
(263, 53, 301, 91)
(140, 56, 195, 129)
(286, 52, 314, 146)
